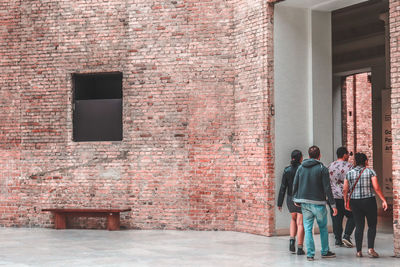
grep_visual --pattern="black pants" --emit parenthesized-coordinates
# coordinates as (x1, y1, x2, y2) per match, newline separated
(350, 197, 377, 252)
(329, 199, 355, 241)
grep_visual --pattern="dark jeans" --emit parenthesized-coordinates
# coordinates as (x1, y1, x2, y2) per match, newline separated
(350, 197, 377, 252)
(329, 199, 355, 241)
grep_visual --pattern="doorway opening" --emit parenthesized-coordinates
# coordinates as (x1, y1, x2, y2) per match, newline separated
(342, 73, 373, 165)
(274, 0, 392, 235)
(339, 72, 392, 230)
(332, 0, 393, 233)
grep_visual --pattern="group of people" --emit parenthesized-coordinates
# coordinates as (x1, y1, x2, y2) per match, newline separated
(278, 145, 388, 261)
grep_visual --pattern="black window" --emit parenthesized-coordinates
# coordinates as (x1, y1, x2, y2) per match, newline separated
(73, 72, 122, 141)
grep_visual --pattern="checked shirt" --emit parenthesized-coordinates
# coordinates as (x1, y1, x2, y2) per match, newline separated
(345, 166, 376, 199)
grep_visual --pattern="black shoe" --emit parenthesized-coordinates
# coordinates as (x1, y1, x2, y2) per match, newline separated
(289, 239, 296, 253)
(307, 256, 314, 261)
(322, 251, 336, 258)
(297, 247, 305, 255)
(342, 236, 354, 248)
(335, 239, 344, 247)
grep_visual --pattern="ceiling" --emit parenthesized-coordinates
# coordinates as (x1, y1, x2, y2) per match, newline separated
(277, 0, 368, 12)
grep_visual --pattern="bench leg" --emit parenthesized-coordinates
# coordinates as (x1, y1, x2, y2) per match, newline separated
(54, 213, 66, 229)
(107, 212, 120, 231)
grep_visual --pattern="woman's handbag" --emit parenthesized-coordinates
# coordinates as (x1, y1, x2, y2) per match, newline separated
(345, 167, 366, 211)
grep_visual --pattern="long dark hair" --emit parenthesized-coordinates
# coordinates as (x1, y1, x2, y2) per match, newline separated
(290, 150, 302, 167)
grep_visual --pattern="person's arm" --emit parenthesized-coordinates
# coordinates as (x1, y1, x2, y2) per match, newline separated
(371, 176, 388, 211)
(277, 170, 288, 211)
(292, 168, 302, 207)
(343, 179, 350, 211)
(322, 167, 336, 207)
(292, 168, 299, 198)
(322, 167, 338, 215)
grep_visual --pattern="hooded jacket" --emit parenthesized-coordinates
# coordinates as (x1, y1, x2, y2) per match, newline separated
(292, 158, 336, 208)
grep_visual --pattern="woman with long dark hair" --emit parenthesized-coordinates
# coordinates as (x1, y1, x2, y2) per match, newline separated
(278, 150, 305, 255)
(343, 152, 388, 258)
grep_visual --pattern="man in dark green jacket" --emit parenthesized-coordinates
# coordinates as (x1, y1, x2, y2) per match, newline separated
(293, 146, 338, 261)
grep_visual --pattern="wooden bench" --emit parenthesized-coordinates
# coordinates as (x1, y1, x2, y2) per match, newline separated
(42, 208, 131, 231)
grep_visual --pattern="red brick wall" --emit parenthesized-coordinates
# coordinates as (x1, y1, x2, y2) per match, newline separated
(389, 0, 400, 256)
(0, 0, 275, 234)
(0, 0, 22, 226)
(343, 73, 373, 166)
(185, 0, 236, 231)
(344, 76, 354, 158)
(233, 0, 275, 236)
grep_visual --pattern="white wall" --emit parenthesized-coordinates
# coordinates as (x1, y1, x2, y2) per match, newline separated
(274, 5, 333, 233)
(311, 11, 333, 166)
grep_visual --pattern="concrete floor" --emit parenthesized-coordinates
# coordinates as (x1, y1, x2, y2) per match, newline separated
(0, 227, 398, 267)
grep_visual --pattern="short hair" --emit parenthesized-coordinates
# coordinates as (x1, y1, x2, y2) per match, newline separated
(308, 146, 320, 159)
(355, 152, 368, 166)
(336, 147, 349, 159)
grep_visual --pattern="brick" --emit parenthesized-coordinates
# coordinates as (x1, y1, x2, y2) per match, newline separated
(390, 0, 400, 256)
(0, 0, 275, 235)
(343, 73, 373, 166)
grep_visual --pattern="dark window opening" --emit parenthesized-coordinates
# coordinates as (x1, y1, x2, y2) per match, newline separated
(73, 72, 123, 142)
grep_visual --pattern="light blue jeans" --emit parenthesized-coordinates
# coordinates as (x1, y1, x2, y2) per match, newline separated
(301, 203, 330, 257)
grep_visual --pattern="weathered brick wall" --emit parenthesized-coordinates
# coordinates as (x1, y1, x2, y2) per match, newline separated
(16, 0, 194, 229)
(233, 0, 275, 236)
(185, 0, 236, 231)
(344, 76, 354, 157)
(0, 0, 22, 226)
(343, 73, 373, 166)
(389, 0, 400, 256)
(0, 0, 275, 234)
(355, 74, 373, 166)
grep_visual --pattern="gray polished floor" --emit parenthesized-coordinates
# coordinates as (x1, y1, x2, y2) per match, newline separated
(0, 227, 398, 266)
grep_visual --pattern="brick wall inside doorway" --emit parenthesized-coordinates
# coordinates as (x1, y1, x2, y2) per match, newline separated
(342, 73, 373, 166)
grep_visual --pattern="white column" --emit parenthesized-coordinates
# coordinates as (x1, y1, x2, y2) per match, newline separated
(311, 10, 334, 165)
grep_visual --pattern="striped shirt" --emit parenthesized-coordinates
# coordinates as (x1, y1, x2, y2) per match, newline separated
(345, 166, 376, 199)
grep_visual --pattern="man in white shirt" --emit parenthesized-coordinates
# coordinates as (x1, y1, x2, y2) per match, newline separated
(328, 147, 355, 248)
